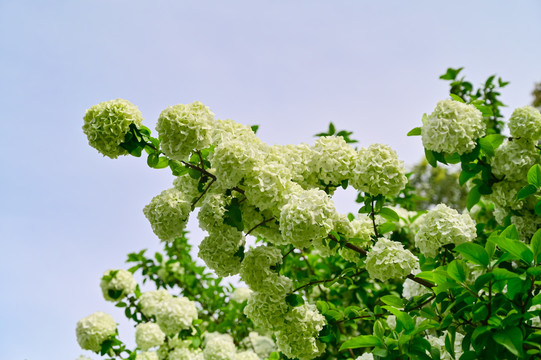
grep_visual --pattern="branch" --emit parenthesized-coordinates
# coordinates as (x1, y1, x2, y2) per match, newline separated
(370, 199, 380, 238)
(191, 178, 215, 209)
(246, 217, 275, 235)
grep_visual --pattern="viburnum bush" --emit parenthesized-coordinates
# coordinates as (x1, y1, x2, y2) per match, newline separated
(77, 69, 541, 360)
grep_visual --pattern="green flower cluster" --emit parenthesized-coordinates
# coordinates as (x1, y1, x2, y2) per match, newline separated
(75, 311, 117, 352)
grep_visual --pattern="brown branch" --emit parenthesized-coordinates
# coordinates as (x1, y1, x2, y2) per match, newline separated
(246, 217, 275, 235)
(370, 199, 380, 238)
(409, 294, 436, 311)
(191, 178, 215, 209)
(282, 247, 296, 259)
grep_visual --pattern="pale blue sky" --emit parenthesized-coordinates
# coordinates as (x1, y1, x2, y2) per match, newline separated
(1, 1, 540, 359)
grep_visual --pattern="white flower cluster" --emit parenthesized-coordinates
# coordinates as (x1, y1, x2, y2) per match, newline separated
(365, 238, 418, 281)
(275, 304, 327, 360)
(508, 106, 541, 140)
(244, 292, 290, 330)
(156, 101, 214, 161)
(100, 269, 137, 302)
(402, 267, 430, 299)
(203, 333, 237, 360)
(415, 204, 477, 258)
(135, 323, 165, 351)
(240, 246, 292, 294)
(310, 136, 357, 185)
(143, 188, 192, 242)
(426, 331, 464, 360)
(421, 99, 485, 155)
(198, 227, 245, 277)
(231, 287, 253, 303)
(138, 290, 198, 335)
(356, 353, 374, 360)
(83, 99, 143, 158)
(135, 352, 159, 360)
(76, 311, 117, 352)
(351, 144, 408, 197)
(280, 188, 337, 249)
(241, 332, 276, 359)
(490, 138, 540, 182)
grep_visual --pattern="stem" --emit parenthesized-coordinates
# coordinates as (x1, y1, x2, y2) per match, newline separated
(282, 247, 296, 259)
(293, 269, 363, 293)
(410, 294, 436, 311)
(370, 199, 380, 238)
(246, 217, 275, 235)
(191, 178, 215, 209)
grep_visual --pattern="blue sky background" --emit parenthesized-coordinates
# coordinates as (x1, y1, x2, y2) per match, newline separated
(1, 1, 541, 359)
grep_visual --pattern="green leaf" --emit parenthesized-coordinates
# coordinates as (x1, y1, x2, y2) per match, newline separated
(454, 243, 489, 267)
(339, 335, 382, 351)
(467, 186, 481, 211)
(155, 157, 169, 169)
(383, 307, 415, 332)
(223, 198, 244, 231)
(378, 222, 396, 234)
(517, 184, 538, 200)
(531, 229, 541, 263)
(459, 170, 477, 186)
(425, 149, 437, 168)
(250, 125, 259, 134)
(532, 293, 541, 306)
(528, 164, 541, 187)
(440, 67, 463, 80)
(285, 293, 304, 307)
(535, 199, 541, 216)
(490, 235, 533, 264)
(316, 301, 329, 314)
(450, 93, 465, 103)
(379, 208, 399, 222)
(147, 153, 159, 168)
(380, 295, 404, 308)
(407, 127, 422, 136)
(475, 105, 493, 117)
(447, 260, 467, 283)
(492, 268, 519, 281)
(493, 328, 523, 357)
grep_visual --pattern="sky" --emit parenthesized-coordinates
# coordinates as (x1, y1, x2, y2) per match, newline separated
(1, 1, 540, 359)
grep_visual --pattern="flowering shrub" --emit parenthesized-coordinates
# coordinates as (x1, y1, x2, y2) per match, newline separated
(77, 69, 541, 360)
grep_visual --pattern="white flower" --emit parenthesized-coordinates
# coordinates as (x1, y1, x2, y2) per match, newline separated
(244, 292, 289, 330)
(156, 101, 214, 160)
(100, 269, 137, 302)
(231, 287, 253, 303)
(135, 323, 165, 351)
(235, 351, 260, 360)
(351, 144, 407, 197)
(143, 188, 191, 242)
(139, 289, 172, 317)
(356, 354, 374, 360)
(275, 304, 327, 360)
(421, 99, 485, 155)
(155, 296, 198, 335)
(490, 138, 540, 182)
(75, 312, 116, 352)
(240, 246, 292, 294)
(243, 332, 276, 359)
(508, 106, 541, 140)
(415, 204, 477, 258)
(82, 99, 144, 158)
(135, 352, 159, 360)
(365, 238, 418, 281)
(198, 227, 245, 277)
(203, 333, 237, 360)
(280, 188, 337, 249)
(310, 136, 357, 185)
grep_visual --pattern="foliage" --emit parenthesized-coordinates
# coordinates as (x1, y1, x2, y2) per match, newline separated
(77, 69, 541, 360)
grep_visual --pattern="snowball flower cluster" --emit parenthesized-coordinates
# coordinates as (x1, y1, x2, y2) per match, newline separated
(236, 351, 260, 360)
(244, 292, 289, 330)
(490, 138, 540, 181)
(231, 287, 253, 303)
(155, 296, 198, 335)
(76, 312, 117, 352)
(203, 333, 237, 360)
(240, 246, 292, 294)
(280, 188, 337, 249)
(426, 332, 464, 360)
(139, 289, 172, 317)
(356, 354, 374, 360)
(275, 304, 326, 360)
(143, 188, 191, 242)
(156, 101, 214, 160)
(135, 323, 165, 351)
(82, 99, 143, 158)
(198, 227, 245, 277)
(135, 352, 159, 360)
(421, 99, 485, 155)
(242, 332, 276, 359)
(508, 106, 541, 140)
(415, 204, 477, 258)
(310, 136, 357, 185)
(365, 238, 418, 281)
(100, 269, 137, 301)
(351, 144, 407, 196)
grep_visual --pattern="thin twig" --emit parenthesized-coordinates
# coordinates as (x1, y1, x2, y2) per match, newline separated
(191, 178, 215, 209)
(246, 217, 275, 235)
(370, 199, 380, 238)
